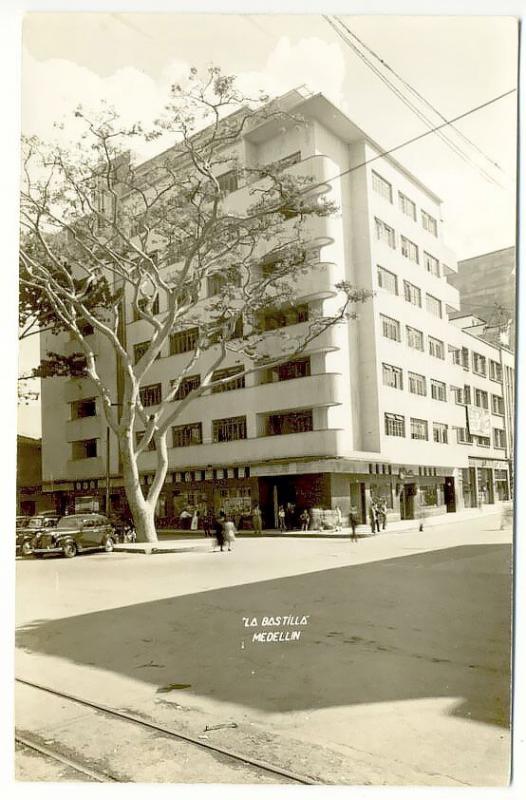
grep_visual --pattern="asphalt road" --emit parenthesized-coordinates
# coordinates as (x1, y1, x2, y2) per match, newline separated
(15, 513, 512, 785)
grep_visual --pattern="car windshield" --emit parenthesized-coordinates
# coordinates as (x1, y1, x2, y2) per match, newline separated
(27, 517, 51, 529)
(17, 518, 30, 528)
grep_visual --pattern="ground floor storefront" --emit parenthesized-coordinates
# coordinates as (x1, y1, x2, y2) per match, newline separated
(41, 456, 512, 531)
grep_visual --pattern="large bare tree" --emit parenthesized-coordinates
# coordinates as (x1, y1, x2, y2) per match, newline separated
(20, 69, 370, 542)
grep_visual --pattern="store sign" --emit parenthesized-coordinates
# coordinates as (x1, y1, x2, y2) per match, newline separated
(466, 406, 491, 437)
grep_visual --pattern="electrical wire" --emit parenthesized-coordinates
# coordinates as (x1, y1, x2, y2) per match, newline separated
(332, 15, 507, 176)
(324, 16, 508, 189)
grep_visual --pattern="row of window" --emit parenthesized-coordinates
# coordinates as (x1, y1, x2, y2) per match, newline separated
(372, 171, 438, 237)
(449, 347, 503, 381)
(456, 427, 506, 449)
(377, 266, 442, 316)
(384, 413, 449, 443)
(375, 217, 442, 278)
(170, 409, 314, 448)
(381, 314, 446, 357)
(382, 364, 447, 400)
(453, 385, 505, 414)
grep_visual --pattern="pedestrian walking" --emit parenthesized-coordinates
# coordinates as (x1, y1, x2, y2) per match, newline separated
(224, 518, 237, 551)
(278, 505, 286, 532)
(369, 501, 380, 534)
(334, 505, 342, 532)
(252, 504, 263, 536)
(190, 509, 199, 531)
(349, 506, 359, 542)
(300, 509, 310, 532)
(179, 508, 192, 530)
(213, 512, 226, 552)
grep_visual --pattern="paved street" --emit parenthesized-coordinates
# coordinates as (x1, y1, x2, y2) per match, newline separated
(15, 511, 512, 785)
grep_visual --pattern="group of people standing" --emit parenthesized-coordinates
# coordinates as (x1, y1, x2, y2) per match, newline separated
(368, 498, 388, 534)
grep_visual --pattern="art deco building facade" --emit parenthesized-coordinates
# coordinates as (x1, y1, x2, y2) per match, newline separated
(40, 89, 515, 526)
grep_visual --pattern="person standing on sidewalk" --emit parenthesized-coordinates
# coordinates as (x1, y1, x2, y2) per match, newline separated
(213, 512, 226, 552)
(278, 505, 286, 532)
(369, 500, 380, 534)
(300, 509, 310, 532)
(349, 506, 359, 542)
(223, 517, 236, 552)
(378, 500, 387, 531)
(334, 505, 343, 532)
(252, 504, 263, 536)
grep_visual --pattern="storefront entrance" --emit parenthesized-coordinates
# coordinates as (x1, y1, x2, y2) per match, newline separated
(400, 483, 416, 520)
(444, 477, 456, 513)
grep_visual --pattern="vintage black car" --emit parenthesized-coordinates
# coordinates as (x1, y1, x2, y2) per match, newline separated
(16, 513, 60, 557)
(31, 513, 115, 558)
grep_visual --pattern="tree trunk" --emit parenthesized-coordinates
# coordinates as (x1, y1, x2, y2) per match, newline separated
(119, 432, 158, 543)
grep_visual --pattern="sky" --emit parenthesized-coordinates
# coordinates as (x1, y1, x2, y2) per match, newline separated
(16, 12, 518, 438)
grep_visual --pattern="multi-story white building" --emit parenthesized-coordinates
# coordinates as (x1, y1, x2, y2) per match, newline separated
(40, 89, 515, 527)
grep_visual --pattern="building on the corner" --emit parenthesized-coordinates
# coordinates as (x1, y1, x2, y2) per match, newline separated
(39, 88, 515, 527)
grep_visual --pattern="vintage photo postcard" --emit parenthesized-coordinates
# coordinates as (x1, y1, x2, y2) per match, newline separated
(11, 9, 519, 790)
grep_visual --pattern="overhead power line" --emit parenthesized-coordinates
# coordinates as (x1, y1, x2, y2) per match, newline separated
(323, 15, 509, 189)
(306, 88, 516, 194)
(331, 15, 506, 177)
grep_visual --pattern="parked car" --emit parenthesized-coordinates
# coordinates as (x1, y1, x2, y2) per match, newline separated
(16, 512, 60, 557)
(31, 513, 115, 558)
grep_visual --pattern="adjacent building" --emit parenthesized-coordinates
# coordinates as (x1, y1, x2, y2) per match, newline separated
(39, 89, 515, 527)
(17, 435, 46, 515)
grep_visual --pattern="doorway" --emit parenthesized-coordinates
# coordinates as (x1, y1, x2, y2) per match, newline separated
(350, 482, 366, 524)
(400, 483, 416, 520)
(444, 477, 456, 512)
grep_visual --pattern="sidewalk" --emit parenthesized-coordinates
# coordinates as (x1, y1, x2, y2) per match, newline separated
(114, 504, 508, 553)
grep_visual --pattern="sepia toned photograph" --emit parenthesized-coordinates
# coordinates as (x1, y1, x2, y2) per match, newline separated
(12, 9, 518, 789)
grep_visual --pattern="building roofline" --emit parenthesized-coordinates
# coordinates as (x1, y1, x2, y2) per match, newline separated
(457, 245, 516, 264)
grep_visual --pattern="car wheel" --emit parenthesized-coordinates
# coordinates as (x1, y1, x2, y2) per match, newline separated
(103, 536, 114, 553)
(63, 541, 77, 558)
(21, 541, 33, 557)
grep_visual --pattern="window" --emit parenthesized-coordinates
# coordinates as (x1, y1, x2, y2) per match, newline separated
(454, 387, 464, 405)
(266, 410, 313, 436)
(260, 304, 309, 331)
(71, 398, 96, 419)
(432, 422, 448, 444)
(372, 171, 393, 203)
(264, 358, 311, 383)
(411, 418, 428, 440)
(375, 218, 396, 248)
(382, 363, 403, 390)
(426, 293, 442, 318)
(428, 336, 445, 359)
(140, 383, 162, 407)
(134, 341, 150, 364)
(456, 427, 473, 444)
(381, 314, 401, 342)
(422, 210, 438, 237)
(172, 422, 202, 448)
(211, 366, 245, 393)
(424, 252, 440, 277)
(421, 485, 438, 506)
(456, 385, 471, 405)
(170, 327, 199, 355)
(406, 325, 424, 351)
(489, 360, 503, 382)
(216, 170, 238, 195)
(461, 347, 470, 370)
(212, 416, 247, 443)
(398, 192, 416, 220)
(172, 374, 201, 401)
(474, 435, 490, 448)
(431, 379, 447, 402)
(463, 385, 472, 405)
(493, 428, 506, 449)
(449, 346, 461, 366)
(403, 280, 421, 306)
(472, 352, 487, 376)
(385, 413, 405, 437)
(491, 394, 505, 415)
(377, 265, 398, 295)
(207, 269, 241, 296)
(71, 438, 97, 460)
(401, 235, 419, 263)
(135, 432, 156, 451)
(474, 389, 489, 409)
(134, 295, 160, 321)
(408, 371, 426, 396)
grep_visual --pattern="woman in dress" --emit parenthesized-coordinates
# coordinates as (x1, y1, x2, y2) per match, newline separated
(223, 517, 237, 552)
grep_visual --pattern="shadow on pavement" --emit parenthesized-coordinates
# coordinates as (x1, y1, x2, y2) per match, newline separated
(16, 544, 512, 727)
